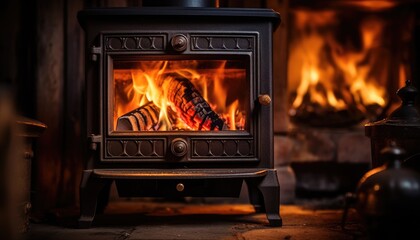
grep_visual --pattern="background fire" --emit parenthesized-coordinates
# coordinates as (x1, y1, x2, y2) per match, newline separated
(287, 7, 413, 127)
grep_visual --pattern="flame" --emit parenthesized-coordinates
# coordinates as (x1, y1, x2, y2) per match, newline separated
(289, 10, 389, 122)
(114, 60, 247, 131)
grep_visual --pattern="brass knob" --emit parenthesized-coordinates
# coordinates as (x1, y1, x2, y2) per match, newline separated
(171, 34, 188, 52)
(258, 94, 272, 106)
(171, 138, 188, 157)
(176, 183, 185, 192)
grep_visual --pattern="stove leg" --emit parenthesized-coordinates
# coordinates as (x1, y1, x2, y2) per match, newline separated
(96, 181, 112, 214)
(246, 180, 265, 213)
(78, 170, 110, 228)
(257, 170, 282, 227)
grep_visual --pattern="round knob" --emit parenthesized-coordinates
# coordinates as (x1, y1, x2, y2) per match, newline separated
(171, 34, 188, 52)
(258, 94, 272, 106)
(387, 79, 420, 122)
(176, 183, 185, 192)
(397, 80, 417, 105)
(171, 138, 188, 157)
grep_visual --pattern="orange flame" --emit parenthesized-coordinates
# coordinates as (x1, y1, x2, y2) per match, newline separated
(289, 10, 389, 121)
(114, 60, 247, 131)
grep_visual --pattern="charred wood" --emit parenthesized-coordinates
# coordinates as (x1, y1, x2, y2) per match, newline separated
(290, 103, 366, 127)
(166, 74, 227, 130)
(116, 102, 160, 131)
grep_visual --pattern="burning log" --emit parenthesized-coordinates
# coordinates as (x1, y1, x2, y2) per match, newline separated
(116, 74, 228, 131)
(166, 74, 227, 130)
(116, 102, 160, 131)
(289, 103, 366, 127)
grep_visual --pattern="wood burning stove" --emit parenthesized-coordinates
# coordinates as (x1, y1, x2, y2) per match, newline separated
(77, 1, 281, 228)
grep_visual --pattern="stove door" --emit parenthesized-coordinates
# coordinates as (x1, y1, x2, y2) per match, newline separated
(96, 32, 266, 165)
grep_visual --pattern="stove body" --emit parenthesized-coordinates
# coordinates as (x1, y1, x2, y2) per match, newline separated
(77, 6, 281, 228)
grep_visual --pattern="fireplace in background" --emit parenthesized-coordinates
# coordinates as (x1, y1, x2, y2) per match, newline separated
(271, 0, 419, 198)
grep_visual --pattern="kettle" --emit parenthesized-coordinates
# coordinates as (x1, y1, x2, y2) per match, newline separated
(342, 143, 420, 239)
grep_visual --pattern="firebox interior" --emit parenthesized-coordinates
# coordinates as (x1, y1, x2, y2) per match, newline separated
(111, 57, 250, 132)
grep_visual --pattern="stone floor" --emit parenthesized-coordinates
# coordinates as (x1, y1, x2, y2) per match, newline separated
(25, 198, 367, 240)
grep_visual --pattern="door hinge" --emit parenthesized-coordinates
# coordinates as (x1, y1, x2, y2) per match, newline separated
(88, 134, 101, 151)
(90, 46, 101, 62)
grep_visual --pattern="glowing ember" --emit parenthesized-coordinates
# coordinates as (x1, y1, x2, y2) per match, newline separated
(113, 60, 248, 131)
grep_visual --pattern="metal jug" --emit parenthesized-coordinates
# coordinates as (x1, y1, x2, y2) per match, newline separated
(342, 144, 420, 239)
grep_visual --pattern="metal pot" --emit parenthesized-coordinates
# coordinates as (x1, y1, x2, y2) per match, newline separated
(342, 144, 420, 239)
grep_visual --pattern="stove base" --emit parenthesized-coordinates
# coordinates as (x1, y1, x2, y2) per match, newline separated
(78, 169, 282, 228)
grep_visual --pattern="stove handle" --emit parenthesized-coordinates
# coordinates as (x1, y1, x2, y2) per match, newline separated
(258, 94, 271, 106)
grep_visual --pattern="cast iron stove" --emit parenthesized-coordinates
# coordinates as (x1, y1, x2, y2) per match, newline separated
(77, 0, 282, 228)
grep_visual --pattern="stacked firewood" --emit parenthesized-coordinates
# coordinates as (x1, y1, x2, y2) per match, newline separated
(116, 74, 227, 131)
